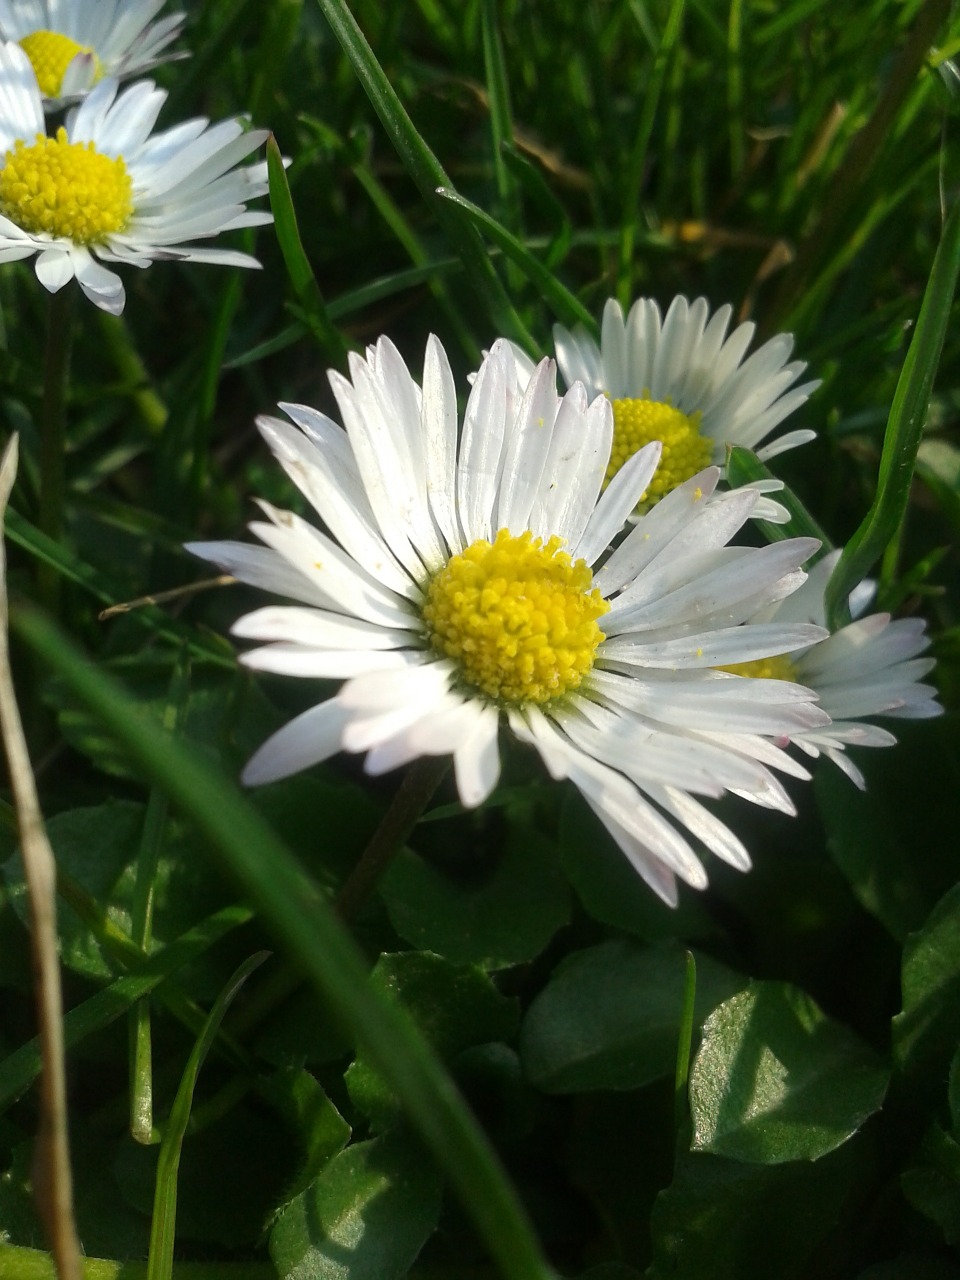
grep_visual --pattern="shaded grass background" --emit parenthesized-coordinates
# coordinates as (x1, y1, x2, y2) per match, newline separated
(1, 0, 960, 1277)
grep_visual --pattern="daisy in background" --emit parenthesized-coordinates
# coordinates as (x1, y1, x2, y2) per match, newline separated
(189, 336, 834, 905)
(546, 295, 819, 521)
(0, 0, 184, 107)
(0, 41, 271, 313)
(724, 550, 942, 787)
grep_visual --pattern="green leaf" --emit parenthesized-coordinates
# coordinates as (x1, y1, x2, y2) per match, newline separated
(825, 197, 960, 628)
(648, 1140, 868, 1280)
(815, 719, 960, 941)
(901, 1124, 960, 1245)
(893, 881, 960, 1082)
(4, 799, 144, 979)
(520, 939, 745, 1093)
(258, 1068, 352, 1221)
(380, 818, 570, 968)
(690, 981, 889, 1163)
(269, 1131, 441, 1280)
(346, 951, 519, 1129)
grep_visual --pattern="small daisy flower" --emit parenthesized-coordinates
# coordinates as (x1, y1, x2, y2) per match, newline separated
(0, 42, 270, 314)
(721, 550, 942, 788)
(188, 336, 833, 905)
(0, 0, 184, 107)
(550, 295, 819, 521)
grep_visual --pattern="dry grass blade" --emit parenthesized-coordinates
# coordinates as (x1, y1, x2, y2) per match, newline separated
(0, 435, 82, 1280)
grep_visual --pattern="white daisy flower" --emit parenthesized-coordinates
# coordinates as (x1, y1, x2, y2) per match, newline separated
(0, 0, 184, 107)
(188, 336, 834, 905)
(0, 42, 270, 314)
(550, 295, 819, 522)
(722, 550, 942, 789)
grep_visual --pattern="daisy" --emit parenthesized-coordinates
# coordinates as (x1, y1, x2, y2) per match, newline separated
(550, 295, 819, 521)
(188, 337, 833, 905)
(722, 550, 941, 788)
(0, 42, 270, 314)
(0, 0, 184, 107)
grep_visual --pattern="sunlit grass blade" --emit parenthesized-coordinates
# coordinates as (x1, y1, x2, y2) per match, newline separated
(266, 138, 349, 366)
(825, 197, 960, 628)
(436, 187, 593, 336)
(726, 446, 834, 556)
(13, 606, 557, 1280)
(147, 952, 268, 1280)
(312, 0, 531, 347)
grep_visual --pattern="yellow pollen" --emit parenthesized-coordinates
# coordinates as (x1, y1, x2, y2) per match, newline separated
(0, 127, 132, 244)
(609, 397, 713, 506)
(19, 30, 100, 97)
(717, 655, 800, 682)
(423, 528, 609, 705)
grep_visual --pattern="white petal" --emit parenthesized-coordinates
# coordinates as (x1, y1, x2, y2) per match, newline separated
(242, 700, 351, 785)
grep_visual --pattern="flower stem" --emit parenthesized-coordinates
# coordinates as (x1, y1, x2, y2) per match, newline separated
(335, 755, 450, 921)
(38, 288, 75, 611)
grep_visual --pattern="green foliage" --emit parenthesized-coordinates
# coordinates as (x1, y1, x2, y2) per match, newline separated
(1, 0, 958, 1277)
(520, 939, 745, 1092)
(690, 981, 889, 1162)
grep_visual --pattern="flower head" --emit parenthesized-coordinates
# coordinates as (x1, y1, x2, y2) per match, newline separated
(188, 337, 832, 905)
(0, 0, 184, 106)
(551, 295, 819, 520)
(0, 42, 270, 313)
(724, 550, 942, 787)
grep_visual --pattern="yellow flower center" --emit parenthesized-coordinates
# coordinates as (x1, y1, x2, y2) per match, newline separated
(0, 127, 132, 244)
(609, 397, 714, 505)
(423, 528, 609, 705)
(717, 655, 799, 681)
(19, 30, 100, 97)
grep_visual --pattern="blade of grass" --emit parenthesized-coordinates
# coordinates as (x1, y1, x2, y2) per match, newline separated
(267, 138, 349, 366)
(0, 906, 253, 1111)
(312, 0, 531, 347)
(481, 0, 522, 291)
(825, 197, 960, 627)
(726, 446, 835, 556)
(435, 188, 592, 336)
(13, 605, 557, 1280)
(129, 656, 189, 1145)
(147, 952, 268, 1280)
(674, 950, 697, 1151)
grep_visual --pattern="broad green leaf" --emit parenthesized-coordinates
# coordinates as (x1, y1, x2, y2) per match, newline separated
(4, 799, 144, 979)
(648, 1140, 868, 1280)
(269, 1131, 441, 1280)
(381, 819, 570, 968)
(815, 719, 960, 941)
(520, 940, 745, 1093)
(258, 1068, 352, 1220)
(690, 981, 889, 1163)
(901, 1124, 960, 1245)
(893, 881, 960, 1081)
(346, 951, 518, 1129)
